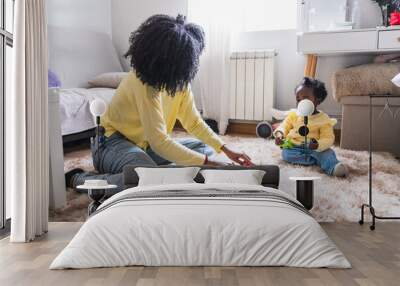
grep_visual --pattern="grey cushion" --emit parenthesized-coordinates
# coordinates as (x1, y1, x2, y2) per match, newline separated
(332, 62, 400, 102)
(123, 165, 280, 189)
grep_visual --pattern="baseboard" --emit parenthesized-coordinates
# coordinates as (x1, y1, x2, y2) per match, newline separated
(175, 120, 341, 143)
(334, 129, 341, 145)
(226, 122, 258, 135)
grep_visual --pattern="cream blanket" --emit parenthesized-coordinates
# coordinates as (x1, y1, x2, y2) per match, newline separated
(50, 183, 350, 269)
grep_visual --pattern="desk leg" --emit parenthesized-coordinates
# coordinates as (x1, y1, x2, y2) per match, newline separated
(304, 54, 318, 78)
(296, 180, 314, 210)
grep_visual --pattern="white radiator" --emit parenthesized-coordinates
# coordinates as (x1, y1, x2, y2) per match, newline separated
(229, 50, 275, 121)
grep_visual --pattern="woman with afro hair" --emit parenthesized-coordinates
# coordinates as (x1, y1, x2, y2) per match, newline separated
(67, 14, 254, 192)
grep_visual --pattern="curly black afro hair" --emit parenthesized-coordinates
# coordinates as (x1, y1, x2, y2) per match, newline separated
(295, 77, 328, 104)
(124, 14, 205, 96)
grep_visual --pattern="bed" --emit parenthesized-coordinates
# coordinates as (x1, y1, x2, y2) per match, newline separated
(50, 165, 350, 269)
(59, 87, 115, 138)
(48, 26, 124, 143)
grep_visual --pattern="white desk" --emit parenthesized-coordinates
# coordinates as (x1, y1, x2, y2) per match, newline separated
(297, 26, 400, 77)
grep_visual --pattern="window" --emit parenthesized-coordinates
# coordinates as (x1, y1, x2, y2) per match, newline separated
(243, 0, 298, 32)
(0, 0, 14, 232)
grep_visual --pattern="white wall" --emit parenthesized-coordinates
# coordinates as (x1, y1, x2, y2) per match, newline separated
(232, 30, 305, 112)
(109, 0, 381, 116)
(232, 30, 374, 116)
(111, 0, 188, 71)
(47, 0, 112, 35)
(232, 0, 380, 116)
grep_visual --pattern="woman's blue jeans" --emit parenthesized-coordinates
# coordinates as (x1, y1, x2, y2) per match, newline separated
(72, 132, 213, 193)
(282, 146, 339, 175)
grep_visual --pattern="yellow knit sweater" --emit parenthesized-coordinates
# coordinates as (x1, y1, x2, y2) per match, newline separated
(273, 110, 337, 152)
(101, 72, 224, 165)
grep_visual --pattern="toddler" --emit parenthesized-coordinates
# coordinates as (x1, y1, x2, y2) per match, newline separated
(274, 77, 348, 177)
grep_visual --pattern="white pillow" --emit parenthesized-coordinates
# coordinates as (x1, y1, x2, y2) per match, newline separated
(200, 169, 266, 185)
(88, 72, 128, 88)
(136, 167, 201, 186)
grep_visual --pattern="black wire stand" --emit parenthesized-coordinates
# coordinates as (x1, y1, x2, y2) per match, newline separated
(359, 95, 400, 230)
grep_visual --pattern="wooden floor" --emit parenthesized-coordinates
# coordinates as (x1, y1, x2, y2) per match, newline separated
(0, 222, 399, 286)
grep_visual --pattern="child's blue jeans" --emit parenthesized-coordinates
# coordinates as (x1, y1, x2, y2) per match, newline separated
(282, 146, 339, 175)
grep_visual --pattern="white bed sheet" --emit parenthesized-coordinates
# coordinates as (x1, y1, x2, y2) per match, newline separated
(59, 87, 115, 136)
(50, 183, 350, 269)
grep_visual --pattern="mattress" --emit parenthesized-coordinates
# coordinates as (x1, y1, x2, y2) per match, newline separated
(50, 183, 350, 269)
(59, 87, 115, 136)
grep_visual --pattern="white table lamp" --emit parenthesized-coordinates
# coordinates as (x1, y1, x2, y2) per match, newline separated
(90, 98, 107, 118)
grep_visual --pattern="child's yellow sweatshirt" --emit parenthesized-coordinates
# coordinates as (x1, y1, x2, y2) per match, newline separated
(101, 72, 224, 166)
(273, 110, 337, 152)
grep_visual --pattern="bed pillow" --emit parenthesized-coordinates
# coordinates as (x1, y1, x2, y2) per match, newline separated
(88, 72, 128, 88)
(48, 69, 61, 88)
(200, 169, 266, 185)
(136, 167, 201, 186)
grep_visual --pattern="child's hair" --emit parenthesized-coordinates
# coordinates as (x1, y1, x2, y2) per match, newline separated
(296, 77, 328, 103)
(124, 14, 205, 96)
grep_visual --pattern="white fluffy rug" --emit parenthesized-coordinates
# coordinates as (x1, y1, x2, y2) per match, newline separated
(60, 132, 400, 222)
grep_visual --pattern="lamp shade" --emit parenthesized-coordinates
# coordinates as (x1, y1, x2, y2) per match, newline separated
(90, 99, 107, 117)
(297, 99, 315, 117)
(392, 73, 400, 87)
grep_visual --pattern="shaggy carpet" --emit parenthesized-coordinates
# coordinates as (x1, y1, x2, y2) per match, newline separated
(52, 132, 400, 222)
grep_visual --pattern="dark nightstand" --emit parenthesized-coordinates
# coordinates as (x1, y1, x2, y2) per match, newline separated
(289, 177, 320, 210)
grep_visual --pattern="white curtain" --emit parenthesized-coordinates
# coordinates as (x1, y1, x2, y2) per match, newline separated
(9, 0, 49, 242)
(188, 1, 242, 134)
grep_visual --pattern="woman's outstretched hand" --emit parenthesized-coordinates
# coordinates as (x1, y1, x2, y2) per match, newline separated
(221, 145, 254, 167)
